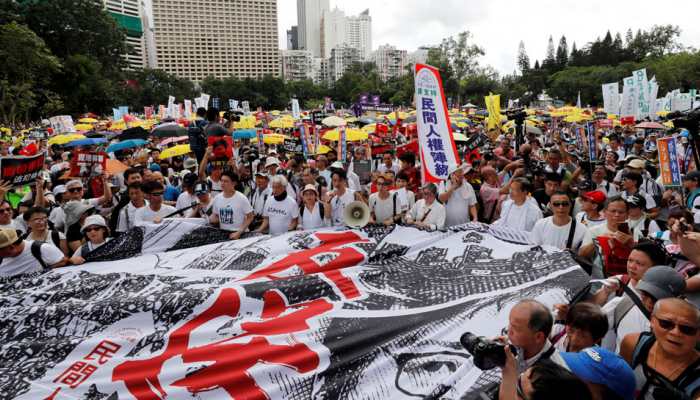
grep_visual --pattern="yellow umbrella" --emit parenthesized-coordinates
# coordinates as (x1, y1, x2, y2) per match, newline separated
(233, 115, 257, 129)
(270, 110, 281, 116)
(315, 144, 332, 154)
(361, 124, 376, 133)
(48, 134, 86, 146)
(663, 121, 674, 128)
(73, 123, 94, 131)
(269, 117, 295, 129)
(159, 144, 191, 159)
(263, 134, 287, 145)
(322, 128, 368, 142)
(78, 117, 98, 123)
(0, 127, 11, 135)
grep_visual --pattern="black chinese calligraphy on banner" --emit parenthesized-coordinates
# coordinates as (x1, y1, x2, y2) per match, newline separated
(0, 153, 45, 187)
(0, 221, 588, 400)
(69, 151, 107, 178)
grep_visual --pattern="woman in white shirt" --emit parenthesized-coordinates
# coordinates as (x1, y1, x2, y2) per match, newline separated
(405, 183, 446, 231)
(70, 215, 111, 265)
(298, 184, 330, 230)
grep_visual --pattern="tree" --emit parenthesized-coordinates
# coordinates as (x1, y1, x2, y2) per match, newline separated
(533, 60, 541, 70)
(543, 35, 556, 70)
(555, 36, 568, 68)
(517, 41, 530, 73)
(127, 68, 196, 109)
(0, 22, 61, 124)
(569, 42, 584, 66)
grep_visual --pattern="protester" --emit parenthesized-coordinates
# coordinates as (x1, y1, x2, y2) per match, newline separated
(0, 227, 66, 277)
(576, 190, 607, 227)
(70, 215, 111, 265)
(298, 184, 330, 230)
(530, 191, 591, 251)
(551, 302, 608, 353)
(22, 206, 68, 255)
(493, 178, 542, 232)
(209, 170, 254, 239)
(256, 175, 298, 236)
(369, 173, 402, 225)
(439, 164, 478, 227)
(134, 180, 177, 226)
(560, 347, 636, 400)
(405, 183, 445, 230)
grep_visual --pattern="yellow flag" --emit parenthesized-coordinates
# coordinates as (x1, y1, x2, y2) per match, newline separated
(484, 93, 502, 132)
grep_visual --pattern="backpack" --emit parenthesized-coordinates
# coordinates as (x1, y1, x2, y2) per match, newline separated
(20, 230, 61, 250)
(631, 332, 700, 400)
(0, 241, 50, 271)
(300, 202, 325, 220)
(188, 120, 207, 151)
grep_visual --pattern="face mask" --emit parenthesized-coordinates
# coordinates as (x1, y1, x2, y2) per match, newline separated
(274, 190, 287, 202)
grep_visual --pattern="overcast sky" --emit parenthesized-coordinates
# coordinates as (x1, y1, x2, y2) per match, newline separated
(278, 0, 700, 75)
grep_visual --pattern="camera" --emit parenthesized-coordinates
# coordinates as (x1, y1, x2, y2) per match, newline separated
(223, 110, 243, 123)
(460, 332, 517, 370)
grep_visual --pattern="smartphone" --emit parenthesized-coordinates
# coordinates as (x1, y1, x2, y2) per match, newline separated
(618, 222, 630, 235)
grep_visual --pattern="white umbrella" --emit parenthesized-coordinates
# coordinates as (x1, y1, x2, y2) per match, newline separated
(322, 115, 346, 127)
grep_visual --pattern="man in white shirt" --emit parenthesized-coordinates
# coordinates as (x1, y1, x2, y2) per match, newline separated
(592, 164, 619, 198)
(134, 181, 177, 226)
(175, 173, 199, 211)
(405, 183, 446, 231)
(369, 173, 402, 225)
(493, 177, 542, 232)
(209, 170, 254, 239)
(531, 192, 591, 251)
(256, 175, 299, 236)
(0, 200, 21, 232)
(438, 164, 478, 227)
(116, 183, 147, 234)
(250, 172, 272, 216)
(325, 169, 358, 227)
(0, 228, 66, 278)
(625, 194, 660, 241)
(377, 150, 400, 175)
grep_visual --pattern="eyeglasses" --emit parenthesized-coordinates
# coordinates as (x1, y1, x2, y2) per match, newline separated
(149, 192, 164, 197)
(68, 187, 83, 193)
(30, 217, 47, 223)
(84, 226, 102, 233)
(0, 208, 11, 213)
(551, 201, 570, 208)
(655, 317, 699, 336)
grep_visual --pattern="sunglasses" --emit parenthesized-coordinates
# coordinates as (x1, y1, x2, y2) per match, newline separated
(68, 187, 83, 193)
(551, 201, 570, 208)
(149, 192, 164, 196)
(655, 317, 698, 336)
(84, 226, 103, 233)
(0, 208, 11, 213)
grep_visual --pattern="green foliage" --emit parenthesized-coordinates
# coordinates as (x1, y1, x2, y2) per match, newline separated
(0, 21, 60, 124)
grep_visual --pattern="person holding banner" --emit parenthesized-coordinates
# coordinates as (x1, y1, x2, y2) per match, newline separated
(0, 228, 66, 278)
(438, 164, 478, 227)
(369, 173, 403, 226)
(209, 170, 254, 240)
(405, 183, 445, 231)
(134, 181, 177, 226)
(493, 178, 542, 232)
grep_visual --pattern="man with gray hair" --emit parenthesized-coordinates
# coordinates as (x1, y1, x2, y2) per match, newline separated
(255, 175, 299, 236)
(405, 183, 446, 230)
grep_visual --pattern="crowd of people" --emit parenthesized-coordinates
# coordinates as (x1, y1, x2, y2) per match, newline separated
(1, 105, 700, 399)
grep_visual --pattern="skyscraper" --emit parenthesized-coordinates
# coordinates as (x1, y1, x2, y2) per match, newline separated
(150, 0, 279, 81)
(297, 0, 329, 58)
(287, 26, 299, 50)
(346, 9, 371, 60)
(102, 0, 146, 69)
(372, 44, 408, 81)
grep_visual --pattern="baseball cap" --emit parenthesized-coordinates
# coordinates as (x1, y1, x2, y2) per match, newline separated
(582, 190, 606, 204)
(183, 158, 197, 169)
(301, 184, 318, 195)
(265, 157, 281, 168)
(66, 179, 83, 189)
(625, 193, 646, 209)
(254, 171, 269, 179)
(684, 170, 700, 182)
(561, 347, 636, 400)
(0, 228, 19, 249)
(626, 158, 646, 169)
(636, 266, 686, 300)
(52, 185, 67, 196)
(194, 181, 209, 195)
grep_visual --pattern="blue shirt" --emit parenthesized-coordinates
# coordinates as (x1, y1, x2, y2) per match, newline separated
(164, 185, 181, 202)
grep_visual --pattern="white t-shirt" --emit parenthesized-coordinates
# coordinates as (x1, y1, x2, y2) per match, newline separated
(393, 187, 415, 212)
(530, 217, 592, 251)
(175, 192, 198, 210)
(49, 206, 66, 232)
(117, 202, 147, 233)
(377, 162, 400, 175)
(0, 241, 64, 278)
(575, 211, 607, 228)
(408, 199, 446, 230)
(208, 177, 223, 195)
(134, 204, 177, 226)
(440, 181, 477, 227)
(601, 291, 650, 352)
(369, 192, 399, 223)
(0, 220, 24, 234)
(263, 195, 299, 236)
(330, 189, 356, 227)
(211, 191, 253, 232)
(494, 198, 543, 232)
(628, 216, 661, 242)
(251, 187, 272, 215)
(299, 202, 328, 230)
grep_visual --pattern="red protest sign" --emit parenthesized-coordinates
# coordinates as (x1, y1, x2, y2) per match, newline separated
(0, 153, 45, 187)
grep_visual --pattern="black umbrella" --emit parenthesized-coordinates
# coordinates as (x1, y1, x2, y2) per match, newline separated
(151, 123, 187, 138)
(119, 126, 149, 141)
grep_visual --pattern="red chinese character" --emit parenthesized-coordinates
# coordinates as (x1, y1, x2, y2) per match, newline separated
(53, 361, 97, 389)
(84, 340, 121, 364)
(242, 231, 368, 299)
(112, 289, 332, 400)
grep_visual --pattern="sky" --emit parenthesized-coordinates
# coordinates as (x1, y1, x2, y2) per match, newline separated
(278, 0, 700, 75)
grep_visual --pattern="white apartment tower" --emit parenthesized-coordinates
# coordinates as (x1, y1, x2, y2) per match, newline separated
(280, 50, 314, 81)
(372, 44, 408, 81)
(346, 9, 371, 60)
(297, 0, 329, 58)
(150, 0, 279, 81)
(320, 7, 372, 60)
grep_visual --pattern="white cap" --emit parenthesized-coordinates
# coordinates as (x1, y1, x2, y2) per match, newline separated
(81, 215, 108, 233)
(265, 156, 281, 168)
(53, 185, 67, 196)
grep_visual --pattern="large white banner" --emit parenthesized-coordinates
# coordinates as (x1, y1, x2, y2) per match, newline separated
(633, 68, 650, 121)
(672, 92, 693, 112)
(620, 76, 638, 118)
(292, 98, 301, 119)
(602, 82, 620, 115)
(415, 64, 460, 182)
(647, 78, 659, 120)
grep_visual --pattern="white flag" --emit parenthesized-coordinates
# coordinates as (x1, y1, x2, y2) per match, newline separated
(601, 82, 620, 115)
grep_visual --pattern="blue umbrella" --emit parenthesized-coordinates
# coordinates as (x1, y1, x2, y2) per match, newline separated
(233, 129, 257, 139)
(106, 139, 148, 153)
(64, 138, 107, 148)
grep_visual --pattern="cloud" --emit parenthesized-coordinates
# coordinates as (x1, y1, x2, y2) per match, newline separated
(279, 0, 700, 74)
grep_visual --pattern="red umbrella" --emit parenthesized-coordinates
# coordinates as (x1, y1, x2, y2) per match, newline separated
(635, 121, 666, 130)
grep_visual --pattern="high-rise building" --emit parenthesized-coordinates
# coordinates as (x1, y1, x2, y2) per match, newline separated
(297, 0, 329, 58)
(372, 45, 408, 81)
(345, 9, 371, 60)
(328, 44, 359, 82)
(280, 50, 313, 81)
(150, 0, 279, 81)
(103, 0, 146, 69)
(286, 26, 299, 50)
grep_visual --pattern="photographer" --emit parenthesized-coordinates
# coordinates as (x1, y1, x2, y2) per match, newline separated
(500, 358, 591, 400)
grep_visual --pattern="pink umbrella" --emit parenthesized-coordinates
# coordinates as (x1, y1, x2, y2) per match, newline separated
(635, 121, 666, 130)
(160, 136, 189, 145)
